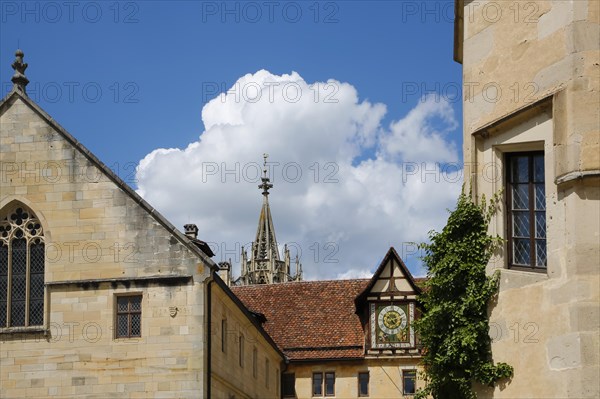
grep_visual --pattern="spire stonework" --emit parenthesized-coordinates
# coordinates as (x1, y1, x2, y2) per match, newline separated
(233, 155, 302, 286)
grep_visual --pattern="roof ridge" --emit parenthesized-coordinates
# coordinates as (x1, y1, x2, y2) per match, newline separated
(231, 278, 371, 288)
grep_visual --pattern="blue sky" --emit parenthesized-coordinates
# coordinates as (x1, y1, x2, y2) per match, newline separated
(1, 1, 464, 279)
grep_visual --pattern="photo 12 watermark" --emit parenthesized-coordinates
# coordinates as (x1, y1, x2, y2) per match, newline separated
(0, 1, 140, 24)
(44, 241, 139, 265)
(400, 81, 540, 105)
(200, 1, 340, 24)
(198, 161, 339, 184)
(207, 240, 340, 264)
(1, 160, 139, 185)
(489, 321, 540, 344)
(202, 81, 339, 104)
(1, 81, 140, 104)
(399, 1, 541, 24)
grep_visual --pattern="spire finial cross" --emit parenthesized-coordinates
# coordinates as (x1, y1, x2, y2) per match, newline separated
(258, 153, 273, 196)
(11, 49, 29, 93)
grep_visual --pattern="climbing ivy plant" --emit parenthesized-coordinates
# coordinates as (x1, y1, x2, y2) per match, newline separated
(414, 190, 513, 399)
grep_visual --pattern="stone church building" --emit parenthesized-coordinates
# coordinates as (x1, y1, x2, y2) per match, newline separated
(0, 51, 284, 398)
(455, 0, 599, 397)
(1, 51, 425, 398)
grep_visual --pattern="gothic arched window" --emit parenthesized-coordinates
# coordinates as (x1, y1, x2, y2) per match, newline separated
(0, 205, 45, 328)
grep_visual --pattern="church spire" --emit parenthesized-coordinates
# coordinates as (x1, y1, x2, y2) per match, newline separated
(259, 153, 273, 197)
(253, 154, 279, 264)
(234, 154, 302, 286)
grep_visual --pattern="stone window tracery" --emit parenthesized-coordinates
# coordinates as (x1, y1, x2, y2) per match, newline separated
(0, 204, 45, 328)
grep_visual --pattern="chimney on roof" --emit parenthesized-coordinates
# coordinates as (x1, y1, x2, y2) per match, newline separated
(218, 261, 231, 286)
(184, 224, 199, 240)
(11, 49, 29, 94)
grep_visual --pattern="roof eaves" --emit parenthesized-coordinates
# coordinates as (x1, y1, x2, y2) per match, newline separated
(212, 273, 287, 361)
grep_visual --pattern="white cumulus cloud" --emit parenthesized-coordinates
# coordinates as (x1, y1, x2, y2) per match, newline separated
(136, 70, 461, 280)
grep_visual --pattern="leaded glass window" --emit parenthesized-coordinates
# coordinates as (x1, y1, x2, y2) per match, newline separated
(506, 153, 547, 270)
(116, 295, 142, 338)
(0, 205, 45, 328)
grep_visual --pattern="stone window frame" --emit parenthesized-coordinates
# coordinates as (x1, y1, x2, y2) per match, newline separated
(0, 203, 45, 329)
(324, 372, 335, 397)
(221, 318, 227, 353)
(402, 369, 416, 395)
(487, 139, 551, 276)
(239, 333, 245, 367)
(114, 293, 142, 339)
(358, 371, 369, 397)
(252, 346, 258, 378)
(312, 372, 323, 396)
(505, 151, 547, 272)
(312, 371, 336, 397)
(474, 96, 552, 275)
(265, 357, 270, 388)
(282, 372, 296, 397)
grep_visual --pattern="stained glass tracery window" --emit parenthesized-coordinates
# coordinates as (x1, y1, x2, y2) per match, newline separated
(0, 205, 45, 328)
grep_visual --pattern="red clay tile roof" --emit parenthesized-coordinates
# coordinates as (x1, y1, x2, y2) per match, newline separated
(231, 279, 370, 361)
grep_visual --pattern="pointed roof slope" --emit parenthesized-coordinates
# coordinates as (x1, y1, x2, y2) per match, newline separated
(0, 56, 215, 269)
(354, 247, 423, 307)
(252, 154, 280, 261)
(232, 279, 370, 360)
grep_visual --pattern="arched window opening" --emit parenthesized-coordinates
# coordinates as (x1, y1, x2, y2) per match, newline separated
(0, 205, 45, 328)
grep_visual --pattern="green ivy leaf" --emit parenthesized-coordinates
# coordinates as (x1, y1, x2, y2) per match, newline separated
(414, 191, 514, 399)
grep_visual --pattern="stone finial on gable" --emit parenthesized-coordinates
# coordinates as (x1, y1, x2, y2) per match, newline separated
(11, 49, 29, 94)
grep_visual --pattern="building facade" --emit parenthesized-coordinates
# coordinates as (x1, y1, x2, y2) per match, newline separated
(0, 51, 283, 398)
(454, 1, 599, 397)
(233, 247, 426, 398)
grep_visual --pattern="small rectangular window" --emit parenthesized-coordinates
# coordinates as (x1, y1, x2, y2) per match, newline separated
(312, 372, 323, 396)
(506, 152, 546, 270)
(253, 347, 258, 378)
(403, 370, 416, 395)
(358, 372, 369, 396)
(116, 295, 142, 338)
(324, 372, 335, 396)
(282, 373, 296, 397)
(221, 319, 227, 353)
(266, 358, 270, 388)
(239, 334, 245, 367)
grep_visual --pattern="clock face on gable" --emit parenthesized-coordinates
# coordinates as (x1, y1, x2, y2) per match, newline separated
(370, 303, 415, 349)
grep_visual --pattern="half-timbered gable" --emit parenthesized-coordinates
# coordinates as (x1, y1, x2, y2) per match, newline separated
(355, 247, 423, 356)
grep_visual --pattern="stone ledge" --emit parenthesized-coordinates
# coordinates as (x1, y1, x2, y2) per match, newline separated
(0, 326, 47, 336)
